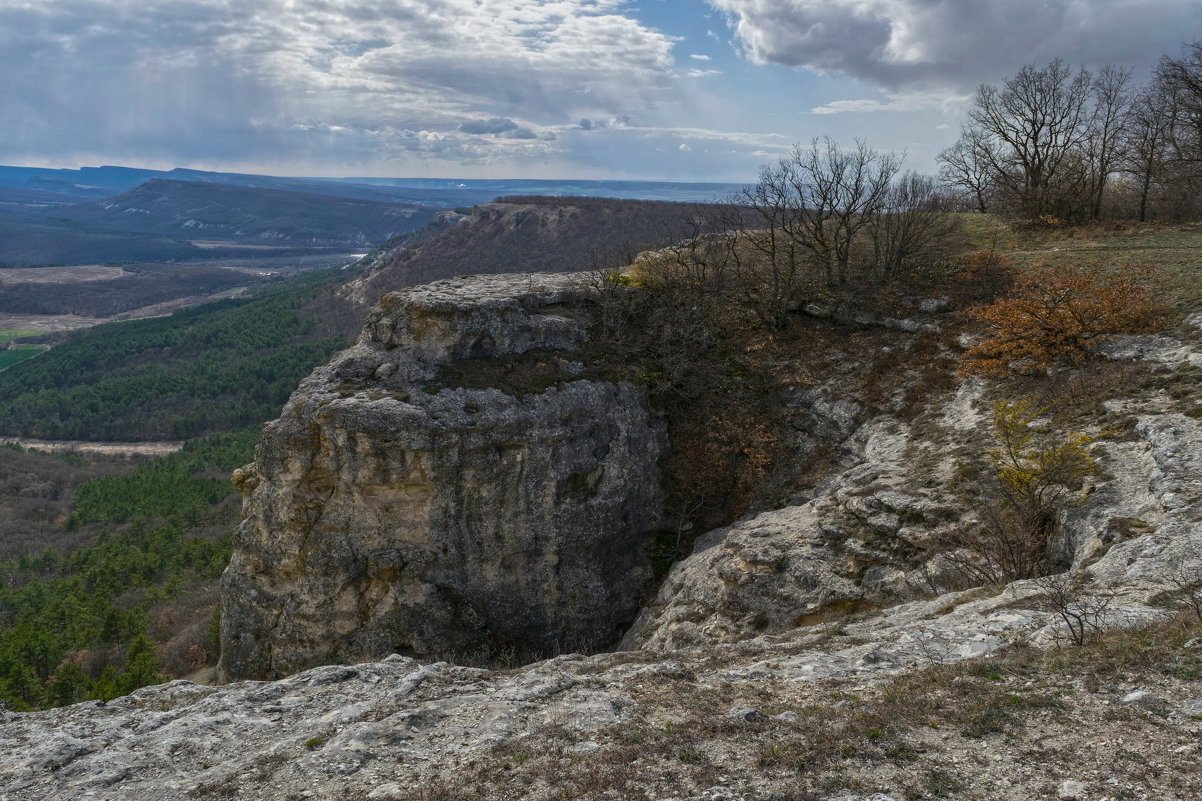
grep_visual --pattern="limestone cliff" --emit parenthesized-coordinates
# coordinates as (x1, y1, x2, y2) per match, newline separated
(219, 273, 664, 681)
(10, 321, 1202, 801)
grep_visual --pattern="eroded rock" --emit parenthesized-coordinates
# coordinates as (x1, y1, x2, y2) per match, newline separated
(220, 273, 664, 680)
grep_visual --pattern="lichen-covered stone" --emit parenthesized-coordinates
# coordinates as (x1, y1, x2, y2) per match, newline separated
(219, 273, 663, 680)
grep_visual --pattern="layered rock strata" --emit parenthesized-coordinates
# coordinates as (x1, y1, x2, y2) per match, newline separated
(219, 273, 664, 680)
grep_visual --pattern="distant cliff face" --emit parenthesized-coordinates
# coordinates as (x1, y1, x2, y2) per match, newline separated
(342, 197, 724, 308)
(219, 273, 664, 681)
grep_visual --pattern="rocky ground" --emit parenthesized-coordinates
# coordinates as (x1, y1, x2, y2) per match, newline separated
(4, 280, 1202, 801)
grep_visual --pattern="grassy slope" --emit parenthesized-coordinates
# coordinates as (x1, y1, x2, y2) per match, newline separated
(996, 220, 1202, 319)
(0, 348, 42, 371)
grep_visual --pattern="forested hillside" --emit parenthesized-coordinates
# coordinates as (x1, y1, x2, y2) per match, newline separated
(0, 272, 354, 441)
(0, 431, 256, 710)
(0, 215, 206, 267)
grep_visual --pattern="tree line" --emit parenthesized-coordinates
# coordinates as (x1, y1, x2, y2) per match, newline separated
(939, 42, 1202, 222)
(0, 430, 256, 710)
(0, 280, 349, 441)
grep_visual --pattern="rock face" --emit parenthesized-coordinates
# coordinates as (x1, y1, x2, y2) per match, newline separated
(10, 316, 1202, 801)
(627, 342, 1202, 652)
(623, 412, 978, 651)
(219, 273, 664, 680)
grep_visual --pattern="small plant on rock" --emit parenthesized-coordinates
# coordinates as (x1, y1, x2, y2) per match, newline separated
(935, 399, 1098, 585)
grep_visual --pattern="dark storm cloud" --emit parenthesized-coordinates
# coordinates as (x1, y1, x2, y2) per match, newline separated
(710, 0, 1202, 90)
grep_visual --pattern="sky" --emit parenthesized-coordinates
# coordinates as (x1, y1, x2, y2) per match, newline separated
(0, 0, 1198, 183)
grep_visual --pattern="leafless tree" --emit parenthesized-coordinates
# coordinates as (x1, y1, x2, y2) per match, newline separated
(1085, 65, 1133, 219)
(938, 125, 997, 213)
(724, 137, 900, 324)
(869, 171, 960, 278)
(963, 59, 1095, 219)
(1157, 41, 1202, 167)
(1122, 83, 1178, 221)
(1152, 41, 1202, 218)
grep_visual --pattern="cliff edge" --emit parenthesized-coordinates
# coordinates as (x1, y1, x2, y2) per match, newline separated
(218, 273, 664, 680)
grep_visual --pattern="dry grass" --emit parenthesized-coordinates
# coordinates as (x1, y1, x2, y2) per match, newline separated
(1003, 222, 1202, 320)
(370, 614, 1202, 801)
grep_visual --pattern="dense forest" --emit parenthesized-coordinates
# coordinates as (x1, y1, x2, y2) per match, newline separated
(0, 271, 353, 441)
(0, 430, 257, 710)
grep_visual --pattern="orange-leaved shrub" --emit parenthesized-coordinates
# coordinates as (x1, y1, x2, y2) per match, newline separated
(959, 261, 1165, 378)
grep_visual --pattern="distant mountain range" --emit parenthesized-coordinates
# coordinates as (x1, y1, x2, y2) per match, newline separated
(48, 180, 440, 247)
(0, 164, 744, 207)
(0, 179, 444, 266)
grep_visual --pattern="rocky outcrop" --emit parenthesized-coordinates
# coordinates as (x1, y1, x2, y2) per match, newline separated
(627, 344, 1202, 652)
(10, 324, 1202, 801)
(3, 552, 1192, 801)
(219, 273, 664, 680)
(622, 417, 945, 650)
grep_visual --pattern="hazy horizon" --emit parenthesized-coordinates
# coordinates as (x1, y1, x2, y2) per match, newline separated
(2, 1, 1198, 182)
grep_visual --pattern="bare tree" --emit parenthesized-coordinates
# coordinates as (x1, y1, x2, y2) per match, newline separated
(724, 137, 900, 324)
(1122, 82, 1177, 221)
(965, 59, 1095, 219)
(869, 171, 959, 278)
(1152, 41, 1202, 218)
(938, 125, 997, 213)
(1085, 65, 1133, 219)
(1157, 41, 1202, 166)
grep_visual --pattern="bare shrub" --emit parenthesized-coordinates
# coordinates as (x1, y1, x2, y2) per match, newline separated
(1035, 572, 1120, 646)
(869, 171, 961, 278)
(1164, 557, 1202, 624)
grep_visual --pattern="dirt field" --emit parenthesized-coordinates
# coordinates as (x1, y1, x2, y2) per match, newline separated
(0, 312, 107, 333)
(2, 438, 184, 456)
(0, 265, 128, 283)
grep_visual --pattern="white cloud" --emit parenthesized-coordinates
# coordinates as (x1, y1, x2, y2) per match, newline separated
(679, 143, 693, 151)
(809, 91, 968, 115)
(709, 0, 1200, 90)
(687, 68, 723, 78)
(0, 0, 680, 170)
(690, 54, 713, 61)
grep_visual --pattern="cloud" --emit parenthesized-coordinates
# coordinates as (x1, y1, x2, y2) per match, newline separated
(577, 115, 631, 131)
(690, 54, 713, 61)
(687, 68, 723, 78)
(809, 91, 968, 115)
(0, 0, 679, 171)
(679, 143, 693, 152)
(458, 118, 522, 135)
(709, 0, 1199, 90)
